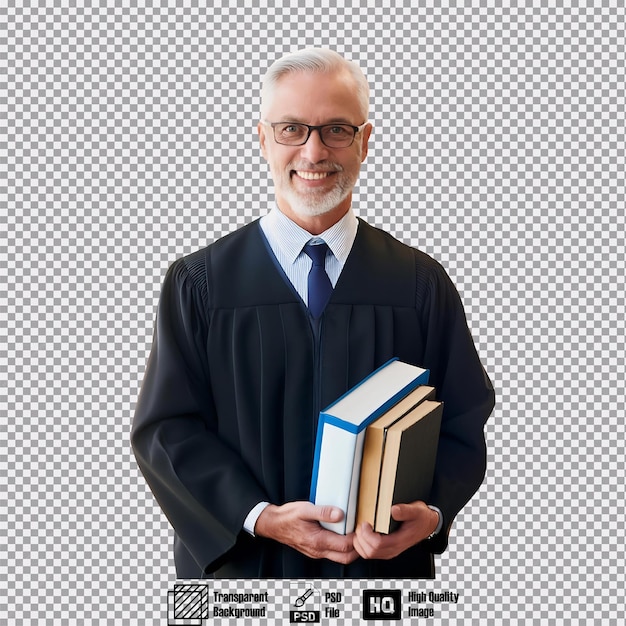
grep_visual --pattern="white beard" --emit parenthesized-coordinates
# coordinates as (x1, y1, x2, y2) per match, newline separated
(279, 166, 359, 218)
(281, 180, 352, 217)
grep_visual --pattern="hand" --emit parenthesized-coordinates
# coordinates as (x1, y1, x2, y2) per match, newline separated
(254, 501, 359, 565)
(353, 501, 439, 560)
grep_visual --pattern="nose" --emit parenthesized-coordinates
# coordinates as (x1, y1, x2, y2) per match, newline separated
(299, 128, 330, 162)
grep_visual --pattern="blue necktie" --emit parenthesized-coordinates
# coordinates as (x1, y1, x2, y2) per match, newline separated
(303, 241, 332, 319)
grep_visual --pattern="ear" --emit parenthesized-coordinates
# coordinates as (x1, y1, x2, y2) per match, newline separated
(360, 123, 372, 162)
(257, 121, 268, 161)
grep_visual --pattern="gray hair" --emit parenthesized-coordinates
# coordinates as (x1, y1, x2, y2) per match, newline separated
(260, 48, 370, 121)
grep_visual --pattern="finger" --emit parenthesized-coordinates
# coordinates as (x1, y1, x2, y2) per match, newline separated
(324, 546, 360, 565)
(301, 502, 345, 524)
(316, 505, 345, 523)
(315, 528, 355, 555)
(299, 527, 357, 562)
(354, 532, 385, 560)
(354, 522, 384, 558)
(391, 501, 422, 521)
(352, 531, 367, 559)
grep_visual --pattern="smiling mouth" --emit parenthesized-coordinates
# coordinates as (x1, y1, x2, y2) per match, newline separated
(293, 170, 335, 180)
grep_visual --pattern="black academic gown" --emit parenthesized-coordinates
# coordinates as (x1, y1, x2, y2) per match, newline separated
(131, 218, 495, 579)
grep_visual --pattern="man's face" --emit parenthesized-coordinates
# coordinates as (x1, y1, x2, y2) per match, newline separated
(258, 70, 372, 222)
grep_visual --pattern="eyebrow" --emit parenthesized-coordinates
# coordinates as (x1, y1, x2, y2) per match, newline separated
(276, 117, 356, 125)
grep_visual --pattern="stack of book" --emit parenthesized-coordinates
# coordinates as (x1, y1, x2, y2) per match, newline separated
(309, 358, 443, 535)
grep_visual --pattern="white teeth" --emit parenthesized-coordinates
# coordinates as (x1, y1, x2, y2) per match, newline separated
(296, 171, 332, 180)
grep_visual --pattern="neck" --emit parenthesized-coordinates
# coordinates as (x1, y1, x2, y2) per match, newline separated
(276, 196, 352, 235)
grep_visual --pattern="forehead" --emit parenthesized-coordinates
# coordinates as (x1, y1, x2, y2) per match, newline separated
(266, 69, 362, 124)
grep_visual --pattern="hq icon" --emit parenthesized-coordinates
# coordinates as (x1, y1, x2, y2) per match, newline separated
(362, 590, 402, 620)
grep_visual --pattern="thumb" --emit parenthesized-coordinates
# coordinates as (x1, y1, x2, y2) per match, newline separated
(391, 502, 419, 521)
(316, 505, 345, 523)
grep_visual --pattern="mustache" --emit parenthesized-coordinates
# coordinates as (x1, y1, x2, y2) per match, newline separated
(288, 161, 343, 172)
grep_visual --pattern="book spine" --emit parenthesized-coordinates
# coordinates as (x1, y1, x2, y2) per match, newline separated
(311, 421, 361, 534)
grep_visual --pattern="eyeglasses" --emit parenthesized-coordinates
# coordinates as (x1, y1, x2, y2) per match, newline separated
(265, 121, 368, 148)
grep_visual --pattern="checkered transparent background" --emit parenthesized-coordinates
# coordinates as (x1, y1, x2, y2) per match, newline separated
(2, 2, 625, 624)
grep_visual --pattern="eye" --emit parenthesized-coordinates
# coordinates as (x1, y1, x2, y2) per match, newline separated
(327, 125, 352, 138)
(277, 123, 306, 136)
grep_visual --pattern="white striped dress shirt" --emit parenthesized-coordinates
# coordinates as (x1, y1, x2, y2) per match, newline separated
(259, 205, 359, 307)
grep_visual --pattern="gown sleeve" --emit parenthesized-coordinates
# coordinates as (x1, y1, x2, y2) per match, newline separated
(418, 257, 496, 554)
(131, 258, 268, 573)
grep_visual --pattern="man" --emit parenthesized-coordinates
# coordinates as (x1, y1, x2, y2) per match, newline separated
(131, 48, 495, 579)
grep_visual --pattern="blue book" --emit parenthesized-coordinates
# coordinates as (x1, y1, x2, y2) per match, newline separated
(309, 358, 430, 534)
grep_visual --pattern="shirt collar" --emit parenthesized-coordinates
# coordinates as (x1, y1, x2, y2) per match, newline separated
(263, 205, 359, 266)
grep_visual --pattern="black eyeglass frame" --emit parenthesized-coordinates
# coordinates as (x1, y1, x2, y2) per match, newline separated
(264, 121, 369, 148)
